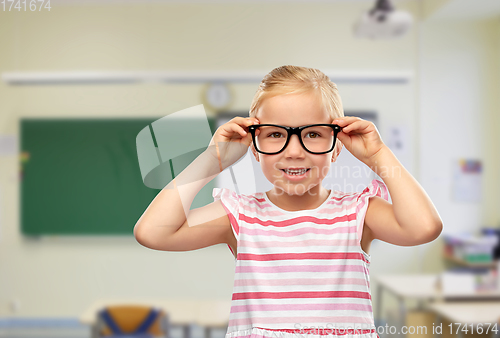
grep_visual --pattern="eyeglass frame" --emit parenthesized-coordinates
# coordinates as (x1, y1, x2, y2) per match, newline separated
(248, 123, 342, 155)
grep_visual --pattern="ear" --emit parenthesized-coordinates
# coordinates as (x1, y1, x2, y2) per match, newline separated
(251, 143, 260, 162)
(331, 140, 343, 162)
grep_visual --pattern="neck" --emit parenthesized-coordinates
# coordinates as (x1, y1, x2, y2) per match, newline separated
(267, 184, 331, 212)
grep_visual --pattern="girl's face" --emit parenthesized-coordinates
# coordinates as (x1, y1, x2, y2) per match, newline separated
(251, 91, 341, 196)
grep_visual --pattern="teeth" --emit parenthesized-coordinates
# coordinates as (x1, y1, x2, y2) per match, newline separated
(284, 169, 307, 175)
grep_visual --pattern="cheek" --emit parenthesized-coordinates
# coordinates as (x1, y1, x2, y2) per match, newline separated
(261, 159, 284, 180)
(311, 160, 331, 179)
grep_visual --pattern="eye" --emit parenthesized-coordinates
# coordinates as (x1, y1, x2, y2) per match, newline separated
(305, 132, 320, 138)
(268, 132, 284, 138)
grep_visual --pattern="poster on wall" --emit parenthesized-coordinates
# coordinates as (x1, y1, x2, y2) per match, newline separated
(452, 158, 482, 203)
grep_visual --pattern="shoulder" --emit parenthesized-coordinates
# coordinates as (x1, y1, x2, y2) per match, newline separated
(212, 187, 239, 201)
(325, 179, 389, 210)
(356, 179, 390, 202)
(212, 188, 265, 210)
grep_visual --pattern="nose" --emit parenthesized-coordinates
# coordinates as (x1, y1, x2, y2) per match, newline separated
(283, 134, 306, 158)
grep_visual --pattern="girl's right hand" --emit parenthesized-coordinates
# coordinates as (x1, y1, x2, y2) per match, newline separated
(208, 116, 260, 170)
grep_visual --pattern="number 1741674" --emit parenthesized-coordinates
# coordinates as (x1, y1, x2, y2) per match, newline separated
(2, 0, 51, 11)
(446, 323, 499, 335)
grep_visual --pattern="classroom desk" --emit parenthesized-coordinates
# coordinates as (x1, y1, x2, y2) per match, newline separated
(374, 274, 500, 334)
(374, 274, 440, 330)
(80, 299, 232, 338)
(429, 301, 500, 338)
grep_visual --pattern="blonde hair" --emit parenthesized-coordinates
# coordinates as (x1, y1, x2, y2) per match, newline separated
(249, 65, 344, 120)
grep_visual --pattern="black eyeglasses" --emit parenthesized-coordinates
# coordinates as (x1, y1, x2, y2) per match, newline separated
(248, 124, 342, 155)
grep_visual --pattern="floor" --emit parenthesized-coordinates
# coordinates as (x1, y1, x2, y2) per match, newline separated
(0, 319, 227, 338)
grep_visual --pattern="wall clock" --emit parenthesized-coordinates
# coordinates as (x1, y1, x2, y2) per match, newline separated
(203, 83, 233, 111)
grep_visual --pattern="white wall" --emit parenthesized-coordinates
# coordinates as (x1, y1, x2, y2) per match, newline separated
(415, 16, 500, 272)
(421, 18, 500, 226)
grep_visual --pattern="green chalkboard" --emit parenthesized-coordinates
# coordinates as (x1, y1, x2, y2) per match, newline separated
(20, 117, 217, 235)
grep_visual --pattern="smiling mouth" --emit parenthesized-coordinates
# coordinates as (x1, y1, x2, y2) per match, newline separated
(280, 168, 311, 175)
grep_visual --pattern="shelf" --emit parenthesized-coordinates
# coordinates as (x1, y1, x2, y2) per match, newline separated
(1, 70, 413, 85)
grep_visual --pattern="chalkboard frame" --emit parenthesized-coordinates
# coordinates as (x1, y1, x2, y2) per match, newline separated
(20, 117, 217, 236)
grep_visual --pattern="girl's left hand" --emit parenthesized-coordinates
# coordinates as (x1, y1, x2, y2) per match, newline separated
(332, 116, 388, 167)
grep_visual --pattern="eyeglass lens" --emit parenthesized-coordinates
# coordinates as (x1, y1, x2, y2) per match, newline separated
(254, 125, 335, 154)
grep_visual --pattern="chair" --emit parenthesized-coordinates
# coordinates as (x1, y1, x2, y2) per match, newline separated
(95, 305, 170, 338)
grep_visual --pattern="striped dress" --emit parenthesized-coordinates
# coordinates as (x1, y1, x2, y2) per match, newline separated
(212, 179, 390, 338)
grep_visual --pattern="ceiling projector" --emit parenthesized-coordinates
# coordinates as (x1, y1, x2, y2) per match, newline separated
(354, 0, 413, 39)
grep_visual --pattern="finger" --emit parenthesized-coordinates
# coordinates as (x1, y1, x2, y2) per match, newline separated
(232, 118, 260, 134)
(341, 120, 371, 134)
(230, 123, 248, 138)
(232, 116, 260, 126)
(220, 123, 246, 139)
(333, 116, 362, 125)
(230, 116, 247, 122)
(245, 117, 260, 128)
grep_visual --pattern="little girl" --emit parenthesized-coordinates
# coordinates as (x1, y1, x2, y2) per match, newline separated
(134, 65, 443, 338)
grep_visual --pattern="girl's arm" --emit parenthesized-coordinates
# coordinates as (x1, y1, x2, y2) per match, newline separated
(364, 146, 443, 246)
(332, 116, 443, 246)
(133, 147, 229, 251)
(134, 116, 258, 251)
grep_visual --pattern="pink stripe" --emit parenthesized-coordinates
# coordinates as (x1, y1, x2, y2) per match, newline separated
(244, 225, 354, 238)
(240, 238, 359, 249)
(248, 190, 358, 206)
(333, 194, 359, 203)
(251, 203, 354, 217)
(241, 214, 355, 227)
(238, 252, 368, 263)
(331, 193, 359, 203)
(236, 264, 367, 274)
(220, 201, 239, 236)
(215, 188, 240, 237)
(356, 180, 389, 242)
(233, 277, 369, 287)
(253, 206, 347, 217)
(316, 202, 357, 215)
(245, 207, 286, 218)
(229, 327, 377, 338)
(230, 302, 373, 313)
(214, 188, 239, 209)
(253, 327, 378, 337)
(228, 315, 373, 326)
(232, 290, 371, 301)
(242, 197, 269, 208)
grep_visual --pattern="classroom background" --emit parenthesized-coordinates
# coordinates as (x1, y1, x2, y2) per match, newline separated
(0, 0, 499, 337)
